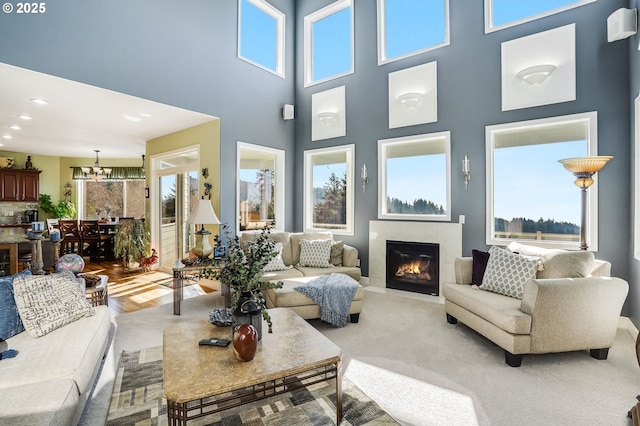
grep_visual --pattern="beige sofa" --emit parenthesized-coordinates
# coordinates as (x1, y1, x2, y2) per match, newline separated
(443, 242, 629, 367)
(240, 231, 363, 322)
(0, 273, 111, 425)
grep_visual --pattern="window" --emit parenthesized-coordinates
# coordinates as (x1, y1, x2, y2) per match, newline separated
(238, 0, 285, 77)
(304, 0, 354, 87)
(237, 142, 285, 233)
(304, 145, 354, 235)
(635, 95, 640, 260)
(80, 180, 145, 220)
(486, 112, 598, 250)
(378, 132, 451, 221)
(485, 0, 596, 33)
(377, 0, 449, 65)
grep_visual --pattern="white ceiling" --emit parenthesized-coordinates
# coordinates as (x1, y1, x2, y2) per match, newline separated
(0, 62, 217, 159)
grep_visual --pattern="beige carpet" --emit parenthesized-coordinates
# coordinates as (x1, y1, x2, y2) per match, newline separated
(80, 288, 640, 426)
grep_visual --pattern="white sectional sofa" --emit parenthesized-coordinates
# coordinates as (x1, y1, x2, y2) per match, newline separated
(443, 242, 629, 367)
(240, 231, 363, 322)
(0, 271, 111, 425)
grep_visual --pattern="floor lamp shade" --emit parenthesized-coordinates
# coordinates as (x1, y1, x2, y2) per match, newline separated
(186, 199, 220, 258)
(558, 156, 613, 250)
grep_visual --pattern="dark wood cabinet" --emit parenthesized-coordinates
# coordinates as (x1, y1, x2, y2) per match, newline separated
(0, 169, 41, 201)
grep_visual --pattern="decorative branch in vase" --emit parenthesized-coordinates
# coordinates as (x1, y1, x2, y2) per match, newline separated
(201, 224, 282, 333)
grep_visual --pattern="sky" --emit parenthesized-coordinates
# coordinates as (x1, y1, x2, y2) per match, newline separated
(241, 0, 590, 225)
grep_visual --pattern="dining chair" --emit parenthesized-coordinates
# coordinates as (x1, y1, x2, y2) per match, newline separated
(80, 220, 112, 260)
(59, 219, 82, 254)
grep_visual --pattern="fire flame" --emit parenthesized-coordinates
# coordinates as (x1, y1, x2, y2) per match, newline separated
(395, 260, 431, 281)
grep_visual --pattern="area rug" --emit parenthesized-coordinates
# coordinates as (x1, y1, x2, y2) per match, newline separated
(106, 346, 399, 426)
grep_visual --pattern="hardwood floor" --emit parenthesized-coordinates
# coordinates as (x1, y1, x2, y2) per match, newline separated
(82, 259, 218, 315)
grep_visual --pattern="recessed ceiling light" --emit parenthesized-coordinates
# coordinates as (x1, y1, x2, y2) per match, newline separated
(2, 135, 13, 140)
(17, 114, 32, 120)
(123, 114, 142, 122)
(30, 98, 48, 105)
(8, 125, 21, 130)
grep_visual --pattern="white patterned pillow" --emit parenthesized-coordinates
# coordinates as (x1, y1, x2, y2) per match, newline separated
(263, 242, 291, 272)
(298, 239, 332, 268)
(482, 246, 538, 299)
(13, 271, 95, 338)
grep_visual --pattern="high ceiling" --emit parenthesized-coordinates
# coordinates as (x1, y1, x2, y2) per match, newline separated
(0, 62, 217, 159)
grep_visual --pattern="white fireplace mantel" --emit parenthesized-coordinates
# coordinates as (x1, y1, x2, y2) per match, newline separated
(368, 221, 462, 301)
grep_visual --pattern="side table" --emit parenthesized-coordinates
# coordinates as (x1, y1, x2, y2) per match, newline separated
(172, 261, 225, 315)
(84, 274, 109, 307)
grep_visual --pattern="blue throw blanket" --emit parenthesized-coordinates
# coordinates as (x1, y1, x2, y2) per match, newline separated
(294, 273, 359, 327)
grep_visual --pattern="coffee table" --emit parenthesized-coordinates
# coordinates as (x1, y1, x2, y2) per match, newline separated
(163, 308, 343, 425)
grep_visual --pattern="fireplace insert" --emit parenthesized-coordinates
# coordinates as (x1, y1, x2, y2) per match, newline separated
(386, 240, 439, 296)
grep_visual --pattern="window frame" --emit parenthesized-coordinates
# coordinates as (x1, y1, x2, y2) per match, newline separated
(236, 141, 285, 235)
(303, 144, 355, 236)
(486, 111, 599, 250)
(77, 179, 145, 220)
(378, 132, 451, 222)
(303, 0, 354, 88)
(237, 0, 286, 78)
(376, 0, 450, 66)
(484, 0, 596, 34)
(634, 94, 640, 260)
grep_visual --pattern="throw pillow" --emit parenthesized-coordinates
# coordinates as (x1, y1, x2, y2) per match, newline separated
(13, 271, 95, 338)
(298, 239, 332, 268)
(263, 242, 290, 272)
(331, 241, 344, 266)
(482, 246, 538, 299)
(0, 269, 32, 341)
(471, 249, 490, 286)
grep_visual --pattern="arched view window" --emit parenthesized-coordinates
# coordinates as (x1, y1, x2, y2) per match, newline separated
(304, 145, 354, 236)
(238, 0, 285, 77)
(486, 112, 597, 249)
(378, 0, 449, 64)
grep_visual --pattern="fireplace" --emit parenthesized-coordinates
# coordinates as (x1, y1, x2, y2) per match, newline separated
(386, 240, 439, 296)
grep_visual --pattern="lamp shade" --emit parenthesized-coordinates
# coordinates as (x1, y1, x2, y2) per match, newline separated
(558, 156, 613, 174)
(186, 199, 220, 225)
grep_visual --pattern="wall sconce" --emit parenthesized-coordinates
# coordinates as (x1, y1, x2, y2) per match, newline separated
(462, 155, 471, 190)
(517, 64, 557, 85)
(317, 112, 339, 127)
(361, 164, 369, 193)
(398, 92, 424, 110)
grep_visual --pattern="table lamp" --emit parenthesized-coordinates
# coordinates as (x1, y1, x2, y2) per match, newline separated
(186, 198, 220, 258)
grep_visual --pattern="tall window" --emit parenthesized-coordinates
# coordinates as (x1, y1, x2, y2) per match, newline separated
(238, 0, 285, 77)
(485, 0, 595, 33)
(486, 112, 598, 249)
(378, 132, 451, 221)
(237, 142, 285, 233)
(304, 145, 354, 236)
(82, 180, 145, 220)
(377, 0, 449, 65)
(304, 0, 354, 87)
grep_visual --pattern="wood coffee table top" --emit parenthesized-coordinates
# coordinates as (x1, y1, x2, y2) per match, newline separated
(163, 307, 342, 404)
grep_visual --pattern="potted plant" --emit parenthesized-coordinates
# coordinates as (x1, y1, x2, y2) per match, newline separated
(113, 219, 150, 269)
(39, 194, 76, 219)
(201, 224, 282, 334)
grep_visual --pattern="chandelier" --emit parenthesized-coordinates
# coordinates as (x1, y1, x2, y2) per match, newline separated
(81, 150, 112, 180)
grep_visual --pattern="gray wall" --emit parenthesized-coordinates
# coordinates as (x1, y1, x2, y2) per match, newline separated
(294, 0, 632, 310)
(0, 0, 297, 231)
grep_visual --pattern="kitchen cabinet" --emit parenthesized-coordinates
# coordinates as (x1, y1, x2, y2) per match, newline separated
(0, 169, 41, 201)
(0, 243, 18, 275)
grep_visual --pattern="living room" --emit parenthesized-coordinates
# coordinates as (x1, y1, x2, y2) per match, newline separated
(1, 0, 640, 424)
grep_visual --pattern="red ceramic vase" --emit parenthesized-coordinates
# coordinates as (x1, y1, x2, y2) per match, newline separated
(233, 323, 258, 362)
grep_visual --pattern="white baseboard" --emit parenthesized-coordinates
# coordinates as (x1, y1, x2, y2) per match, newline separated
(619, 316, 638, 340)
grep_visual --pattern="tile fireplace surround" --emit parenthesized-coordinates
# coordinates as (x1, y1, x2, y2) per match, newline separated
(368, 221, 462, 302)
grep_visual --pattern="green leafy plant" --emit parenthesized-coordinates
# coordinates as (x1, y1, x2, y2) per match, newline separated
(113, 219, 150, 265)
(39, 194, 77, 218)
(201, 224, 282, 333)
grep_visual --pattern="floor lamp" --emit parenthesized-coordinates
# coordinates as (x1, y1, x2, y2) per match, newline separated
(186, 198, 221, 258)
(558, 156, 613, 250)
